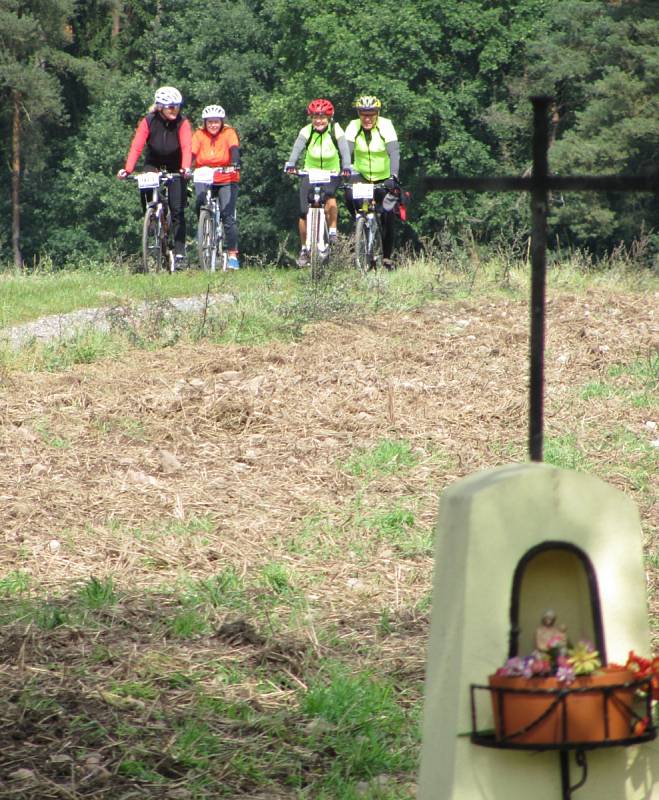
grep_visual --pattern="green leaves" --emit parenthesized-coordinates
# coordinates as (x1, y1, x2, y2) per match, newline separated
(1, 0, 657, 263)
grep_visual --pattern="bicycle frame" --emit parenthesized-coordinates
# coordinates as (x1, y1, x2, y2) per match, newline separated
(194, 167, 236, 272)
(352, 182, 384, 273)
(292, 168, 338, 280)
(133, 171, 176, 273)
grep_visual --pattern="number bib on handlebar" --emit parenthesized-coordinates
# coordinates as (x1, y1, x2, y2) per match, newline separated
(193, 167, 215, 184)
(137, 172, 161, 189)
(307, 168, 332, 184)
(352, 182, 374, 200)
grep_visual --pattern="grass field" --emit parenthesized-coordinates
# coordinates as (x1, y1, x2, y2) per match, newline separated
(0, 252, 656, 798)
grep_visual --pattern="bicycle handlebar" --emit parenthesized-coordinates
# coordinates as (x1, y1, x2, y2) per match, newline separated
(129, 171, 178, 184)
(293, 169, 340, 177)
(192, 166, 239, 183)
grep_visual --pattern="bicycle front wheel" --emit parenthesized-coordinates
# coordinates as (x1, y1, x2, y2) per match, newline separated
(197, 209, 214, 271)
(142, 208, 163, 273)
(354, 216, 370, 274)
(369, 216, 384, 270)
(216, 216, 225, 271)
(308, 207, 327, 281)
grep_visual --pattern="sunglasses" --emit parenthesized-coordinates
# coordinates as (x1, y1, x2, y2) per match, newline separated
(163, 104, 180, 111)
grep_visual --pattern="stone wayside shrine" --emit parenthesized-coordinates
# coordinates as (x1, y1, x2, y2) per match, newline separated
(418, 99, 659, 800)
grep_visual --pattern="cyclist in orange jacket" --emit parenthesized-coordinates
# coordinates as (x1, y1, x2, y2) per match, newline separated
(191, 104, 241, 270)
(117, 86, 192, 269)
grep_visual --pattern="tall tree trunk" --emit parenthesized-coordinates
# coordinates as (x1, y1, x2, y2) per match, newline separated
(111, 0, 121, 38)
(11, 90, 23, 270)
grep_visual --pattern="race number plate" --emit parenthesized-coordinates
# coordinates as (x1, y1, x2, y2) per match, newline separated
(137, 172, 160, 189)
(352, 182, 374, 200)
(193, 167, 215, 184)
(307, 168, 332, 184)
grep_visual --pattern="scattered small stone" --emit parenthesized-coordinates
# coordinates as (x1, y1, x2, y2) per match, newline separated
(9, 768, 36, 782)
(126, 468, 159, 487)
(167, 789, 193, 800)
(49, 754, 72, 764)
(158, 449, 182, 473)
(243, 375, 265, 395)
(16, 426, 38, 442)
(304, 718, 335, 736)
(48, 539, 61, 553)
(216, 619, 266, 646)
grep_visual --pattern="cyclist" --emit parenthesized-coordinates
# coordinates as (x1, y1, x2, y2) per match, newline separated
(117, 86, 192, 269)
(344, 95, 400, 269)
(191, 104, 241, 270)
(284, 98, 351, 267)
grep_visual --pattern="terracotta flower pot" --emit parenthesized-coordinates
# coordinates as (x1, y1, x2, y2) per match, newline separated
(488, 669, 637, 745)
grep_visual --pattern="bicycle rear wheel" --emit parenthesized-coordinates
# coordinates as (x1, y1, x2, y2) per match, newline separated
(197, 209, 214, 271)
(354, 216, 370, 273)
(142, 208, 163, 272)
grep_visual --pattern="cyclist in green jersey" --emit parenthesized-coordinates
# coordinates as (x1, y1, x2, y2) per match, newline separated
(285, 98, 351, 267)
(344, 95, 400, 268)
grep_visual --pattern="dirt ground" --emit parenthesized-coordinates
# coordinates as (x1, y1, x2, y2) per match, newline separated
(0, 287, 656, 798)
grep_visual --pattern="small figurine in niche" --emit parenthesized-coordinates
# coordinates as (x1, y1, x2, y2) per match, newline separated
(534, 608, 567, 652)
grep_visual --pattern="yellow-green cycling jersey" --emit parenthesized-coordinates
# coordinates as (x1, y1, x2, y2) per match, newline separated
(344, 117, 399, 182)
(299, 122, 346, 172)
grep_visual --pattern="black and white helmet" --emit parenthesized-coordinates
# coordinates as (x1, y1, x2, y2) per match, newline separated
(202, 104, 226, 120)
(154, 86, 183, 106)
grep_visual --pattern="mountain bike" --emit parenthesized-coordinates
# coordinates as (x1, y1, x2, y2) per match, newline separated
(290, 168, 339, 280)
(351, 181, 386, 273)
(131, 171, 177, 273)
(194, 166, 237, 272)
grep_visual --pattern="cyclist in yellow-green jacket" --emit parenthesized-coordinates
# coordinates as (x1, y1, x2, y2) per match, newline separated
(285, 98, 351, 267)
(344, 95, 400, 268)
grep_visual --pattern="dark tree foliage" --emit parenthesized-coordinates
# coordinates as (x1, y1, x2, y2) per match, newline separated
(0, 0, 656, 265)
(488, 0, 659, 254)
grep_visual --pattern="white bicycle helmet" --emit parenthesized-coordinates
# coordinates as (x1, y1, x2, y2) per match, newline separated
(154, 86, 183, 106)
(202, 104, 226, 120)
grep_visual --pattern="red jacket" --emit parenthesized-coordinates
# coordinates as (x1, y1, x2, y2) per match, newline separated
(124, 113, 192, 174)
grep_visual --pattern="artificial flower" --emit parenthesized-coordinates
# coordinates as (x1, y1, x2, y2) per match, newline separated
(567, 641, 602, 675)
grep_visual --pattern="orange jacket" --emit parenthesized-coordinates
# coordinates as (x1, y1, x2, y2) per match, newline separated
(191, 125, 240, 184)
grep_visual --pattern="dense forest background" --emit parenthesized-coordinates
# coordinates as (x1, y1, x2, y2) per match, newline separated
(1, 0, 657, 267)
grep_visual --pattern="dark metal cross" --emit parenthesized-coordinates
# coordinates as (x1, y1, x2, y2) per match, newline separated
(425, 96, 658, 462)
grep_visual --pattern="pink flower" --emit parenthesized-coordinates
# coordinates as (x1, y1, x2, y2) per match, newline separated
(530, 658, 551, 675)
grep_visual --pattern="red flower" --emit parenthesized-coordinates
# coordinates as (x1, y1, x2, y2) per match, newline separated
(623, 651, 659, 698)
(625, 651, 652, 677)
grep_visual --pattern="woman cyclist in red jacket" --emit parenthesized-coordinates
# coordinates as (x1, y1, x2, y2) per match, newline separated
(117, 86, 192, 269)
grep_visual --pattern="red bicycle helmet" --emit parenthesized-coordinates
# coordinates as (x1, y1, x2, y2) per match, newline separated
(307, 98, 334, 117)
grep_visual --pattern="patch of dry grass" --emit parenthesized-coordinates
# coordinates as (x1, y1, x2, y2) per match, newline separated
(0, 286, 656, 798)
